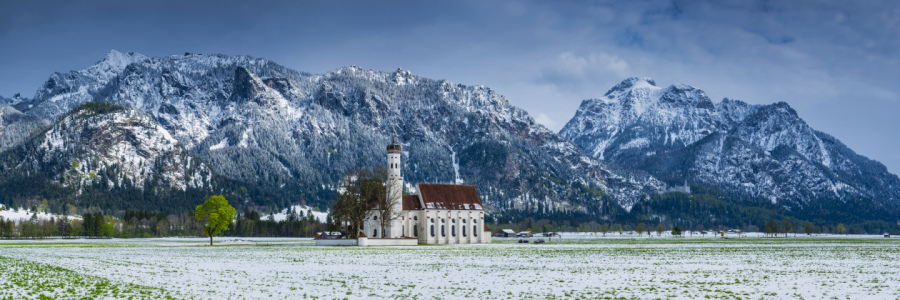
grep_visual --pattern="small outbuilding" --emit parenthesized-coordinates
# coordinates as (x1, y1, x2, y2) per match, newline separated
(496, 229, 516, 237)
(517, 231, 534, 238)
(885, 232, 891, 238)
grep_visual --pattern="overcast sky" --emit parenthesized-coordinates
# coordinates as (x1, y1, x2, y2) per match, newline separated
(2, 0, 899, 173)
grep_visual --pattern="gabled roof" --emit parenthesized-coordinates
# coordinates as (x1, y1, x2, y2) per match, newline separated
(402, 195, 422, 210)
(417, 183, 483, 210)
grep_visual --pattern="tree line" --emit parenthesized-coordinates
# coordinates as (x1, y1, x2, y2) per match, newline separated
(0, 205, 326, 240)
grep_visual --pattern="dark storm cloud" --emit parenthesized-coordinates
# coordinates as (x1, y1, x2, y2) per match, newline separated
(1, 0, 899, 172)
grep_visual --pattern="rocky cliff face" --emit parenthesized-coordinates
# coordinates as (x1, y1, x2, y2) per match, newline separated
(560, 77, 900, 218)
(0, 104, 49, 153)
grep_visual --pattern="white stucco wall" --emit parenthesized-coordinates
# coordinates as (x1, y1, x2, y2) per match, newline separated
(364, 208, 490, 244)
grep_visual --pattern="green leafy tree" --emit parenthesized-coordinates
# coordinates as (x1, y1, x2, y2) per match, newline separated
(836, 223, 847, 235)
(803, 222, 814, 235)
(782, 218, 792, 237)
(195, 195, 236, 246)
(600, 224, 608, 237)
(635, 223, 645, 236)
(765, 220, 778, 237)
(102, 223, 115, 238)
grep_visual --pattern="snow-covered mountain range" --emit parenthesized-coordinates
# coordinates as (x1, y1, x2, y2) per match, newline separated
(2, 52, 897, 223)
(560, 77, 900, 220)
(0, 51, 662, 215)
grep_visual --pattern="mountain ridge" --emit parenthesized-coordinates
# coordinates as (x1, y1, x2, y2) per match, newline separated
(560, 77, 900, 221)
(0, 51, 664, 217)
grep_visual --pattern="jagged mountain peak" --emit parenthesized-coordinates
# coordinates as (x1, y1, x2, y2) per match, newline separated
(604, 77, 657, 96)
(94, 50, 149, 72)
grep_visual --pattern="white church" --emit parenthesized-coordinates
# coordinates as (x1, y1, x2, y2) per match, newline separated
(361, 137, 492, 244)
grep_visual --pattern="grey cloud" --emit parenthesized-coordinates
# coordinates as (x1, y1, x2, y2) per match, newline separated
(1, 0, 899, 173)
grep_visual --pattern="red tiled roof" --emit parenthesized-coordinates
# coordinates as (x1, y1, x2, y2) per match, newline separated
(417, 183, 483, 210)
(402, 195, 422, 210)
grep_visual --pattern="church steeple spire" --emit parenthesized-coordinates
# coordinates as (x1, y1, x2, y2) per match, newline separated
(387, 132, 401, 152)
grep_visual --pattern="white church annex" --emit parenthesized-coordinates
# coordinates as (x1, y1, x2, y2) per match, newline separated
(362, 137, 492, 244)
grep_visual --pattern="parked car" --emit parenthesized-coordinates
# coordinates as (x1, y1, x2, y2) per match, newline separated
(517, 239, 529, 243)
(534, 239, 545, 244)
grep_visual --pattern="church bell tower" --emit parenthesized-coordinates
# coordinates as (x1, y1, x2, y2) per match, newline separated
(385, 134, 404, 237)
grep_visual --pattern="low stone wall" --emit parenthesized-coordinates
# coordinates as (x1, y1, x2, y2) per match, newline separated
(365, 238, 418, 246)
(314, 239, 358, 246)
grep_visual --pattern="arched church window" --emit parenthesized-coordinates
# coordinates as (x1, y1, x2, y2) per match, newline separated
(473, 226, 478, 237)
(463, 219, 467, 223)
(441, 219, 445, 223)
(452, 226, 456, 237)
(414, 216, 418, 221)
(430, 225, 435, 237)
(373, 215, 378, 220)
(452, 219, 456, 223)
(414, 225, 418, 237)
(463, 226, 467, 237)
(374, 229, 378, 237)
(441, 225, 445, 237)
(430, 218, 434, 223)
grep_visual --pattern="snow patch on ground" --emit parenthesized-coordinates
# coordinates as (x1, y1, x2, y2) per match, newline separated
(450, 148, 463, 184)
(0, 206, 81, 221)
(619, 138, 649, 150)
(261, 205, 327, 222)
(209, 138, 228, 150)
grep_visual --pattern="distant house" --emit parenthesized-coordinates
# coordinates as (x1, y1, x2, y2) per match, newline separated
(315, 232, 343, 239)
(546, 232, 560, 238)
(496, 229, 516, 237)
(516, 231, 534, 238)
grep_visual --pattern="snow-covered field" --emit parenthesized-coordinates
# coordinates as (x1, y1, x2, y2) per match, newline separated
(1, 236, 898, 299)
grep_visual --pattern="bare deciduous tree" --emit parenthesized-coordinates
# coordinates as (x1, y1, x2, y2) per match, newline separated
(332, 168, 376, 239)
(372, 165, 404, 238)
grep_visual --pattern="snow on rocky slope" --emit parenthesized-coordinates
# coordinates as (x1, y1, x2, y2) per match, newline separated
(0, 104, 50, 152)
(560, 77, 900, 216)
(16, 102, 211, 192)
(2, 51, 665, 215)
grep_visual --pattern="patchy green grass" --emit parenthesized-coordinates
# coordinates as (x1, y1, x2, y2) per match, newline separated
(0, 256, 180, 300)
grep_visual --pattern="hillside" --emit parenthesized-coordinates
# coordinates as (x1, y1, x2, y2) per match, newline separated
(0, 51, 663, 217)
